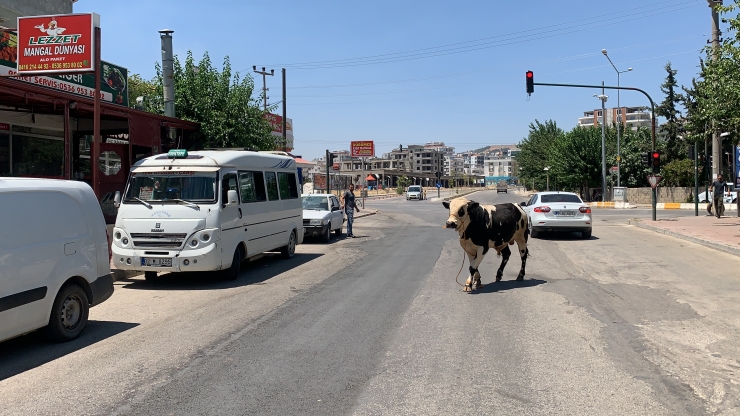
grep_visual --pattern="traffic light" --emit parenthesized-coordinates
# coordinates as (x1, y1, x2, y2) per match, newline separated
(651, 151, 661, 172)
(687, 144, 695, 160)
(526, 71, 534, 94)
(641, 152, 651, 167)
(328, 152, 336, 165)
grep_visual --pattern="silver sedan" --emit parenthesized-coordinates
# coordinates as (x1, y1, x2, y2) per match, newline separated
(521, 191, 592, 239)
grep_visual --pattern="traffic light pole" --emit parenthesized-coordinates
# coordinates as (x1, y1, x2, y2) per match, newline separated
(326, 149, 331, 194)
(694, 144, 699, 217)
(533, 81, 658, 220)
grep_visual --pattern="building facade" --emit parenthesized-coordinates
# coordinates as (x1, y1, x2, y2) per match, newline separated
(578, 106, 653, 130)
(0, 0, 74, 25)
(484, 157, 517, 185)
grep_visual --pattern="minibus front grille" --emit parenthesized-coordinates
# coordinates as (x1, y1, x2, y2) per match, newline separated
(131, 233, 187, 248)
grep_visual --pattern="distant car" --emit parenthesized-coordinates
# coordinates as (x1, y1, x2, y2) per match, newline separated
(497, 181, 508, 193)
(698, 190, 737, 204)
(302, 194, 344, 242)
(406, 185, 425, 201)
(521, 191, 592, 239)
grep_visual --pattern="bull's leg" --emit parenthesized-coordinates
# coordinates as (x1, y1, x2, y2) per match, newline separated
(464, 252, 476, 292)
(515, 238, 528, 281)
(496, 246, 511, 282)
(468, 246, 486, 291)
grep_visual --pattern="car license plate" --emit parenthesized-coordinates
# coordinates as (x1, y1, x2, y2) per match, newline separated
(142, 257, 172, 267)
(554, 211, 575, 217)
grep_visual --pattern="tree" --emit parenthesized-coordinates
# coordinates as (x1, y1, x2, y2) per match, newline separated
(656, 62, 684, 161)
(516, 120, 564, 191)
(132, 51, 276, 151)
(128, 74, 159, 113)
(549, 126, 604, 198)
(662, 159, 695, 187)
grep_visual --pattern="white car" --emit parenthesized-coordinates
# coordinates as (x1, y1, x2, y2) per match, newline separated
(302, 194, 345, 242)
(521, 191, 593, 239)
(698, 190, 737, 204)
(406, 185, 426, 201)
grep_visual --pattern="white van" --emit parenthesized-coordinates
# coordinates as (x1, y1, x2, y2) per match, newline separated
(0, 179, 114, 343)
(111, 149, 304, 281)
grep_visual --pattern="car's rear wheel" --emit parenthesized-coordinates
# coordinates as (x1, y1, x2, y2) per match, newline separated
(45, 284, 89, 342)
(581, 229, 592, 239)
(530, 227, 540, 238)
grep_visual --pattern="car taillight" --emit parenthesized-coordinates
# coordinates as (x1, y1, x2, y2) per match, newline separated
(579, 206, 592, 213)
(534, 206, 551, 213)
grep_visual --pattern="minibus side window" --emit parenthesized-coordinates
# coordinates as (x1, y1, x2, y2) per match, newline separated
(238, 171, 267, 203)
(265, 171, 280, 201)
(278, 172, 298, 199)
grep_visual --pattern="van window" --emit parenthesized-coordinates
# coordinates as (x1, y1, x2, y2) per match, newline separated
(125, 172, 216, 202)
(265, 172, 279, 201)
(0, 191, 88, 249)
(222, 173, 239, 204)
(238, 171, 267, 203)
(278, 172, 298, 199)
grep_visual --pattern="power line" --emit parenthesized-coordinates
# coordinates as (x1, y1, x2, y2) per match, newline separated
(252, 1, 698, 70)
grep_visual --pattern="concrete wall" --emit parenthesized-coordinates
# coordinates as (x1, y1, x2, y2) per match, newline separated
(0, 0, 74, 26)
(626, 187, 694, 204)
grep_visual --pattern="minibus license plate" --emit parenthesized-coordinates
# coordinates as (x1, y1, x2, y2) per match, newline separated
(142, 257, 172, 267)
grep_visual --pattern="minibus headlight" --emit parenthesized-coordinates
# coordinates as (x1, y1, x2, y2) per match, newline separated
(190, 239, 198, 247)
(114, 232, 122, 240)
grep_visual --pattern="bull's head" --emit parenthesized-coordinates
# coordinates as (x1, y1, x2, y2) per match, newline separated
(442, 198, 479, 230)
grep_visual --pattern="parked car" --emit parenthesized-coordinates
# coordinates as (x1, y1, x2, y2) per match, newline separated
(521, 191, 592, 239)
(497, 181, 508, 193)
(698, 190, 737, 204)
(302, 194, 344, 242)
(0, 178, 114, 343)
(406, 185, 426, 201)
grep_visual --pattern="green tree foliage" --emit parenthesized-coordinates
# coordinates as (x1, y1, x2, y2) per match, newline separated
(656, 62, 684, 161)
(662, 159, 695, 187)
(549, 126, 603, 196)
(516, 120, 564, 191)
(129, 52, 275, 150)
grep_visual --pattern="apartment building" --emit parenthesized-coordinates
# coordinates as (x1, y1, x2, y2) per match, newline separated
(484, 157, 517, 186)
(577, 106, 653, 130)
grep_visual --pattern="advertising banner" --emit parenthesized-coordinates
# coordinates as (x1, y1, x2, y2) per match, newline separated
(350, 141, 374, 158)
(0, 30, 128, 106)
(735, 145, 740, 188)
(264, 113, 294, 151)
(16, 13, 99, 74)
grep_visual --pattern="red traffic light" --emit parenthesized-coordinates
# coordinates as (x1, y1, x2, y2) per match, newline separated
(652, 152, 660, 159)
(526, 71, 533, 78)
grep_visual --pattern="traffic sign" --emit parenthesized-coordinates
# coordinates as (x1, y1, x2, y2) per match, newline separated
(436, 183, 441, 189)
(647, 174, 663, 189)
(610, 166, 618, 172)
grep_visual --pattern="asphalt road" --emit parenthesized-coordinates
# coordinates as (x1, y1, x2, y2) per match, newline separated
(2, 190, 739, 415)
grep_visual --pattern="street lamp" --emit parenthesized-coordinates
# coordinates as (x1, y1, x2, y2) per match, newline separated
(544, 166, 551, 191)
(594, 89, 608, 202)
(602, 49, 632, 188)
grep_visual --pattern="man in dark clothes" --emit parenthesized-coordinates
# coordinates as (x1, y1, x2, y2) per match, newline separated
(341, 184, 360, 238)
(711, 174, 730, 218)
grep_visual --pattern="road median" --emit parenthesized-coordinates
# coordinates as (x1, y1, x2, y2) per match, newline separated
(629, 216, 740, 257)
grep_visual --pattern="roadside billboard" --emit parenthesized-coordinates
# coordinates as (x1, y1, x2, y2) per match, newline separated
(264, 113, 294, 151)
(16, 13, 99, 74)
(0, 30, 128, 106)
(350, 141, 374, 158)
(736, 145, 740, 188)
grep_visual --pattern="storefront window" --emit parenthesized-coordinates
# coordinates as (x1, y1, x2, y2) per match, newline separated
(100, 151, 122, 176)
(0, 134, 9, 176)
(12, 135, 64, 177)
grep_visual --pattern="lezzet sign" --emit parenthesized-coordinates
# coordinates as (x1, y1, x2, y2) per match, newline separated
(16, 13, 99, 74)
(351, 141, 374, 158)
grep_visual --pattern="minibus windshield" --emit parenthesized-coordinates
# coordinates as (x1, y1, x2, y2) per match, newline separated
(124, 172, 217, 203)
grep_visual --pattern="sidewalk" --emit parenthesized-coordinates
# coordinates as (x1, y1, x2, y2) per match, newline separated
(629, 215, 740, 257)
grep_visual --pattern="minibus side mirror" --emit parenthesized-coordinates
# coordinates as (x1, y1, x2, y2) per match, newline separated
(227, 190, 238, 205)
(114, 191, 121, 208)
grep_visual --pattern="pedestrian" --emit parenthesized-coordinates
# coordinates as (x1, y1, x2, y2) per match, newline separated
(711, 174, 730, 218)
(341, 184, 360, 238)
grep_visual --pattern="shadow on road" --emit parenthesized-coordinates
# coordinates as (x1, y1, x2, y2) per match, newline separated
(473, 278, 547, 294)
(0, 320, 139, 382)
(120, 253, 322, 291)
(534, 233, 600, 241)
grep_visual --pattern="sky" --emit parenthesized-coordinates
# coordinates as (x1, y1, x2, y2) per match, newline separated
(74, 0, 716, 160)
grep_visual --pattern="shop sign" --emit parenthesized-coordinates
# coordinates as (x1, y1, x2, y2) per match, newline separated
(16, 13, 99, 74)
(350, 141, 375, 158)
(263, 113, 294, 151)
(0, 123, 9, 131)
(1, 31, 128, 106)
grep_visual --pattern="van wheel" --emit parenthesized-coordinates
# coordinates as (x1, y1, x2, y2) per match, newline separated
(45, 284, 89, 342)
(223, 248, 242, 281)
(281, 230, 297, 259)
(144, 271, 159, 281)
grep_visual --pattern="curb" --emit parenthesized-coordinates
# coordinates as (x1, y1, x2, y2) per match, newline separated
(354, 209, 378, 219)
(629, 219, 740, 258)
(443, 190, 482, 201)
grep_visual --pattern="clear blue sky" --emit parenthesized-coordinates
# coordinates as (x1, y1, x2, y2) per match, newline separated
(75, 0, 713, 160)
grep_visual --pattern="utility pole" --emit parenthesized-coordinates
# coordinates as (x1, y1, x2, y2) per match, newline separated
(252, 66, 274, 112)
(281, 68, 287, 151)
(709, 0, 723, 180)
(596, 82, 608, 202)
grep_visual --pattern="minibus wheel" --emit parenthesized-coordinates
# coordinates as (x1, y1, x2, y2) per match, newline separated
(281, 230, 297, 259)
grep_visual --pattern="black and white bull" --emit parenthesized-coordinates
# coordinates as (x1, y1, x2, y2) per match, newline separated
(442, 198, 529, 292)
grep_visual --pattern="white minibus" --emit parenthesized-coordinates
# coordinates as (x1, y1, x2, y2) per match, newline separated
(111, 149, 304, 281)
